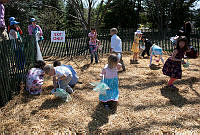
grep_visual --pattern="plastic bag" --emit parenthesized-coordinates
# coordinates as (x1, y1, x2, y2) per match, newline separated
(98, 45, 103, 50)
(51, 88, 72, 102)
(90, 82, 110, 95)
(140, 45, 145, 50)
(183, 59, 189, 68)
(117, 53, 121, 60)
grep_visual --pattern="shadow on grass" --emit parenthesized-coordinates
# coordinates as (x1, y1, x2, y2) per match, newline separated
(30, 98, 66, 115)
(108, 108, 200, 133)
(120, 77, 199, 92)
(42, 85, 54, 95)
(39, 98, 66, 110)
(188, 68, 199, 72)
(88, 102, 117, 133)
(160, 86, 187, 107)
(133, 77, 200, 111)
(19, 83, 42, 104)
(119, 79, 167, 91)
(150, 64, 161, 70)
(81, 63, 91, 71)
(107, 113, 200, 134)
(176, 77, 200, 98)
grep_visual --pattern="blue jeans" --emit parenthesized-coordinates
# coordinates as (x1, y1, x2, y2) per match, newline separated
(89, 45, 98, 63)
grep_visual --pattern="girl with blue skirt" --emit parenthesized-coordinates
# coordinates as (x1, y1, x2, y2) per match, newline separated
(99, 54, 122, 110)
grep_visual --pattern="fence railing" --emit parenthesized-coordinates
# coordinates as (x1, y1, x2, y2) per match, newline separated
(0, 36, 36, 106)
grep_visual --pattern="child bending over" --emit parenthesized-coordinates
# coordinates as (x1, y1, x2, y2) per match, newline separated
(44, 65, 74, 94)
(53, 61, 79, 88)
(149, 44, 165, 67)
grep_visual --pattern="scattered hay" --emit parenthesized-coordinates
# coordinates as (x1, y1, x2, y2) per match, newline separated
(0, 54, 200, 134)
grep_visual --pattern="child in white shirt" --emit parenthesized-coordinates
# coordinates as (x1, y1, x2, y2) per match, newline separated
(44, 65, 73, 94)
(110, 28, 125, 71)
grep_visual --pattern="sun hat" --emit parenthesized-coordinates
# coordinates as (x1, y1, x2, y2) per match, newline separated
(30, 18, 36, 22)
(135, 29, 142, 35)
(9, 17, 15, 22)
(10, 21, 20, 26)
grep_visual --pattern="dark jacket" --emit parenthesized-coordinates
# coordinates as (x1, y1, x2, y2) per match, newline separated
(144, 39, 153, 49)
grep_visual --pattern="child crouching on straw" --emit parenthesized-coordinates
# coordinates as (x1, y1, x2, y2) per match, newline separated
(43, 65, 74, 94)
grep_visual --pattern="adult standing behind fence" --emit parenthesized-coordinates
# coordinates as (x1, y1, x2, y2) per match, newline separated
(9, 21, 21, 40)
(28, 18, 44, 43)
(28, 18, 44, 61)
(9, 20, 25, 70)
(8, 17, 23, 36)
(0, 0, 9, 41)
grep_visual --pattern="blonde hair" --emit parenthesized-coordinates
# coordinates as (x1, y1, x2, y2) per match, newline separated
(108, 54, 119, 69)
(110, 28, 118, 34)
(43, 65, 54, 74)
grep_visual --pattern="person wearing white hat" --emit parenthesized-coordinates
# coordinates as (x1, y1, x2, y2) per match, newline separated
(131, 30, 142, 63)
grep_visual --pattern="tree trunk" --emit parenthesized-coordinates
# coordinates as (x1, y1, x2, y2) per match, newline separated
(87, 0, 92, 30)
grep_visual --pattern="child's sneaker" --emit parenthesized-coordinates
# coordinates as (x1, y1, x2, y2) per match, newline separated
(130, 59, 134, 64)
(51, 89, 57, 94)
(104, 105, 110, 110)
(135, 60, 139, 64)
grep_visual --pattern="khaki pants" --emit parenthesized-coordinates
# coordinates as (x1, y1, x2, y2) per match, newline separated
(0, 29, 9, 41)
(58, 74, 74, 94)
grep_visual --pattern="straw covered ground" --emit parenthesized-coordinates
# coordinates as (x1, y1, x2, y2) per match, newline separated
(0, 53, 200, 134)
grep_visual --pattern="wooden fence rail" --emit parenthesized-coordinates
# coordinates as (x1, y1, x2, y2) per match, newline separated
(40, 29, 200, 58)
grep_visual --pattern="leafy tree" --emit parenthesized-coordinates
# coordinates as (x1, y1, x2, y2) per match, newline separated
(64, 0, 112, 30)
(5, 0, 66, 33)
(103, 0, 141, 29)
(144, 0, 198, 33)
(193, 9, 200, 28)
(65, 2, 81, 30)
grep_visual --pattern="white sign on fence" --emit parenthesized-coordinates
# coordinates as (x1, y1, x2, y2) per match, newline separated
(51, 31, 65, 42)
